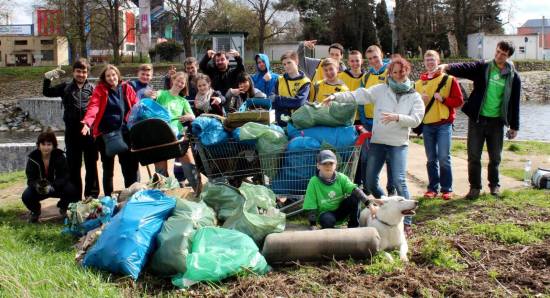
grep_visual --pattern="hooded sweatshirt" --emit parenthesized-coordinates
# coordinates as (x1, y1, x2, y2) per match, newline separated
(252, 54, 280, 95)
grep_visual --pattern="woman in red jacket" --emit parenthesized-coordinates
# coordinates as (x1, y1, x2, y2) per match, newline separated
(81, 65, 139, 196)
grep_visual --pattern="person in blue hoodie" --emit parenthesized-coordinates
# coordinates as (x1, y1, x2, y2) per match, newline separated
(252, 53, 279, 96)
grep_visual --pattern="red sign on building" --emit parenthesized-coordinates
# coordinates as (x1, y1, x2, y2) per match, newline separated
(126, 12, 136, 44)
(36, 9, 62, 36)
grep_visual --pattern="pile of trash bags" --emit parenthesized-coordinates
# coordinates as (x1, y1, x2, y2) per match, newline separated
(68, 178, 284, 288)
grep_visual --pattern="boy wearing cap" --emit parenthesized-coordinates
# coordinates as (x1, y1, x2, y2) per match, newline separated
(303, 150, 384, 229)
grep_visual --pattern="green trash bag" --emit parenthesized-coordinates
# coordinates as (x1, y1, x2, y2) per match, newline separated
(239, 122, 287, 178)
(290, 99, 357, 129)
(150, 199, 217, 276)
(172, 227, 270, 288)
(200, 182, 245, 221)
(223, 183, 286, 244)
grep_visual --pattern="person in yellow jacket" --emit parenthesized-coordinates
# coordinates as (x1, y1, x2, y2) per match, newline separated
(298, 40, 347, 83)
(360, 45, 389, 130)
(270, 50, 311, 126)
(415, 50, 464, 200)
(309, 58, 349, 103)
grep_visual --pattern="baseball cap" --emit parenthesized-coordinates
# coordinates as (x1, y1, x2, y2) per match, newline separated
(317, 150, 337, 164)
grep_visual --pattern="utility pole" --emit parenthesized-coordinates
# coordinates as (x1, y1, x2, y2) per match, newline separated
(542, 16, 545, 60)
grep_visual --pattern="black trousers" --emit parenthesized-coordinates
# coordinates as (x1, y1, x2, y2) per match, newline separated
(21, 182, 79, 214)
(467, 116, 505, 190)
(96, 133, 139, 196)
(318, 195, 360, 229)
(65, 124, 99, 198)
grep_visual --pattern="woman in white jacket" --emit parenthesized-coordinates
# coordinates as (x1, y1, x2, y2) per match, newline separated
(325, 56, 424, 235)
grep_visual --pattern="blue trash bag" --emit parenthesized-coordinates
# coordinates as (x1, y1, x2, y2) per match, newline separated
(238, 98, 272, 112)
(82, 190, 176, 280)
(191, 116, 229, 146)
(271, 137, 321, 195)
(287, 123, 357, 148)
(62, 197, 117, 237)
(127, 98, 171, 129)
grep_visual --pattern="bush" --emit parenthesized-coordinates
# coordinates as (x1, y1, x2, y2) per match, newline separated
(151, 41, 183, 62)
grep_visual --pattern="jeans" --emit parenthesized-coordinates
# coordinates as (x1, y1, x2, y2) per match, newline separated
(357, 118, 396, 194)
(467, 116, 504, 190)
(423, 123, 453, 193)
(65, 125, 100, 199)
(21, 182, 79, 214)
(366, 143, 412, 225)
(96, 133, 139, 196)
(318, 195, 360, 229)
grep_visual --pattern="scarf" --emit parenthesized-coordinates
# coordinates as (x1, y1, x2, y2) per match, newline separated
(369, 63, 387, 75)
(388, 77, 413, 94)
(194, 89, 214, 113)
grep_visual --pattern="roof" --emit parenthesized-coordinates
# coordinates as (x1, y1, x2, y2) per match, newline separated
(208, 31, 249, 37)
(520, 19, 550, 28)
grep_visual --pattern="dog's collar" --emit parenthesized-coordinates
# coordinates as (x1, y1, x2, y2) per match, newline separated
(376, 218, 398, 228)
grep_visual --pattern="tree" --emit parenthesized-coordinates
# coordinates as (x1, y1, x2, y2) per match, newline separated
(197, 0, 258, 49)
(375, 0, 392, 54)
(0, 0, 14, 25)
(47, 0, 92, 59)
(246, 0, 288, 52)
(165, 0, 204, 57)
(90, 0, 136, 64)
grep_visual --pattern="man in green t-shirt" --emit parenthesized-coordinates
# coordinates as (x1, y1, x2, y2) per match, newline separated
(440, 40, 521, 199)
(303, 150, 384, 229)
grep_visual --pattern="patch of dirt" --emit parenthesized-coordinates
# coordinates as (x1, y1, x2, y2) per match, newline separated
(0, 80, 43, 101)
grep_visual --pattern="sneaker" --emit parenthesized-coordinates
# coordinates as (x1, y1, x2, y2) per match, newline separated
(28, 212, 40, 223)
(489, 186, 501, 198)
(464, 188, 481, 200)
(441, 192, 453, 200)
(423, 191, 438, 199)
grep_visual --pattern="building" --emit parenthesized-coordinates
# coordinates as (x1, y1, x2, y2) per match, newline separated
(517, 18, 550, 60)
(467, 32, 543, 60)
(245, 41, 329, 62)
(0, 24, 68, 67)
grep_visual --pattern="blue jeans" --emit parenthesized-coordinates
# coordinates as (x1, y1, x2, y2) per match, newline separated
(358, 118, 395, 194)
(366, 143, 412, 225)
(423, 123, 453, 193)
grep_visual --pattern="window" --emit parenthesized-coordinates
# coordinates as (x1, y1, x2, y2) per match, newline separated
(0, 51, 2, 62)
(40, 39, 54, 45)
(519, 46, 525, 54)
(41, 50, 54, 61)
(215, 37, 230, 52)
(14, 40, 28, 45)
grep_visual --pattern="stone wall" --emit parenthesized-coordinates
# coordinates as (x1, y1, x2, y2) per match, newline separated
(0, 143, 36, 172)
(17, 97, 65, 130)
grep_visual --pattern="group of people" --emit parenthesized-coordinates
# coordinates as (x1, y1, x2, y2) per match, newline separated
(24, 39, 521, 235)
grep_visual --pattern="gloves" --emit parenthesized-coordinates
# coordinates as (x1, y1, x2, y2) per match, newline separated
(36, 180, 54, 195)
(44, 67, 65, 80)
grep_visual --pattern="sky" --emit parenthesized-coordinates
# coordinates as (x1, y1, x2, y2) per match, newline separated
(9, 0, 550, 34)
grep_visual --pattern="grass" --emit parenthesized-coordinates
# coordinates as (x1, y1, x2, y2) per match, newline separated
(0, 171, 26, 190)
(501, 167, 526, 181)
(505, 140, 550, 155)
(0, 188, 548, 296)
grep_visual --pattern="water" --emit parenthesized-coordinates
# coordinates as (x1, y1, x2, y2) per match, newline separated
(1, 102, 549, 143)
(453, 102, 550, 141)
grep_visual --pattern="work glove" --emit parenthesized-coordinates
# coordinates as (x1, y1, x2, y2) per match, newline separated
(36, 180, 54, 195)
(44, 67, 65, 80)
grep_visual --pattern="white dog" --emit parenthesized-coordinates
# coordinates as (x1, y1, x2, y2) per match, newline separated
(359, 196, 418, 262)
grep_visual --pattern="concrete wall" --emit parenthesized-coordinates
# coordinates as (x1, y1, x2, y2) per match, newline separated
(17, 97, 65, 130)
(0, 143, 36, 172)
